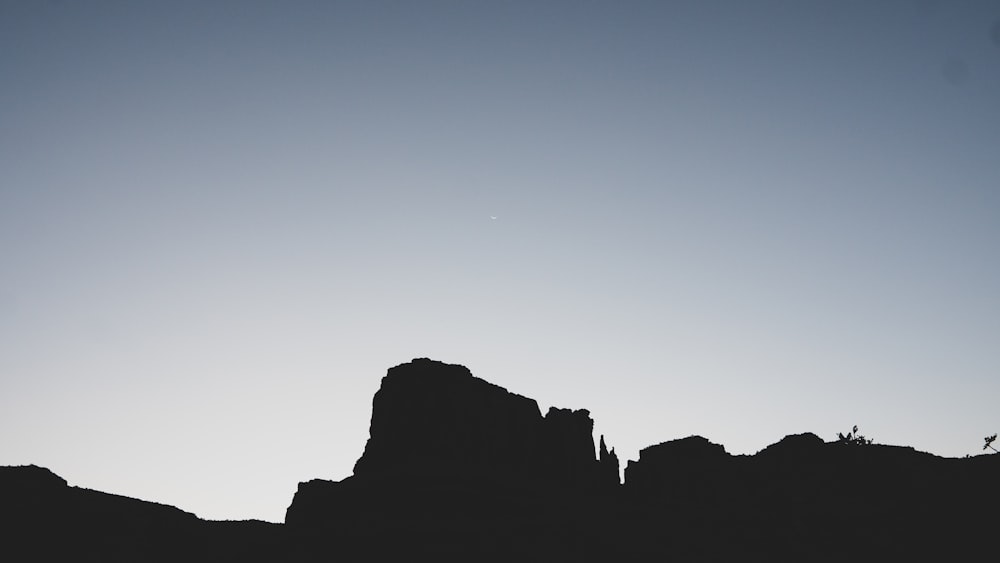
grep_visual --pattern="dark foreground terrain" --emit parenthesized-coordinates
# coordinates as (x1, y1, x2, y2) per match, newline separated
(4, 358, 997, 561)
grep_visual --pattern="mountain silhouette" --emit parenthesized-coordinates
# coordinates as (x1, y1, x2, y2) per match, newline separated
(0, 464, 283, 562)
(3, 358, 998, 561)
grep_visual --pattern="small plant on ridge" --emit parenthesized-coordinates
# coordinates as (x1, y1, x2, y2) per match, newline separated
(984, 434, 998, 453)
(837, 425, 873, 446)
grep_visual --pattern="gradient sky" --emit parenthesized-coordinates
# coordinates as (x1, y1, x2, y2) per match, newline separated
(2, 0, 999, 523)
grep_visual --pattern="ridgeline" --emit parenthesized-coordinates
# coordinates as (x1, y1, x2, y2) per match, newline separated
(4, 359, 997, 561)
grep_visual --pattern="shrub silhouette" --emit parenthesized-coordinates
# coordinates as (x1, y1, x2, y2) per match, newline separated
(837, 425, 873, 446)
(984, 434, 998, 453)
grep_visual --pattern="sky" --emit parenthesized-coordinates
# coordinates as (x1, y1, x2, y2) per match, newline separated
(2, 0, 999, 523)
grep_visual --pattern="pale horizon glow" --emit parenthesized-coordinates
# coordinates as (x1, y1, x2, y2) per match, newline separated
(2, 1, 999, 523)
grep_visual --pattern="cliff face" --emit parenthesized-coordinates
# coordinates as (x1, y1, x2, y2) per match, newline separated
(351, 359, 607, 488)
(351, 358, 546, 482)
(286, 358, 614, 525)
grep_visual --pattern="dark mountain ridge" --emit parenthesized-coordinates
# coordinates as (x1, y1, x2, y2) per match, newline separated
(4, 358, 997, 561)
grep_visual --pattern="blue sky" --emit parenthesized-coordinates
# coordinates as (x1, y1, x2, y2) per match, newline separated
(2, 0, 999, 522)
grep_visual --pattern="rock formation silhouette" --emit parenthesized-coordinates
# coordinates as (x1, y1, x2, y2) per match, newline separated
(4, 358, 998, 561)
(0, 464, 282, 562)
(598, 435, 620, 487)
(285, 358, 614, 528)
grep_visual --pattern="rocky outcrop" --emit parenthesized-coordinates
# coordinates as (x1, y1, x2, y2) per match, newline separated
(286, 358, 615, 525)
(538, 406, 600, 488)
(0, 464, 67, 490)
(0, 465, 283, 562)
(0, 464, 199, 526)
(755, 431, 825, 459)
(624, 435, 731, 491)
(2, 465, 198, 561)
(598, 435, 620, 486)
(351, 358, 547, 482)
